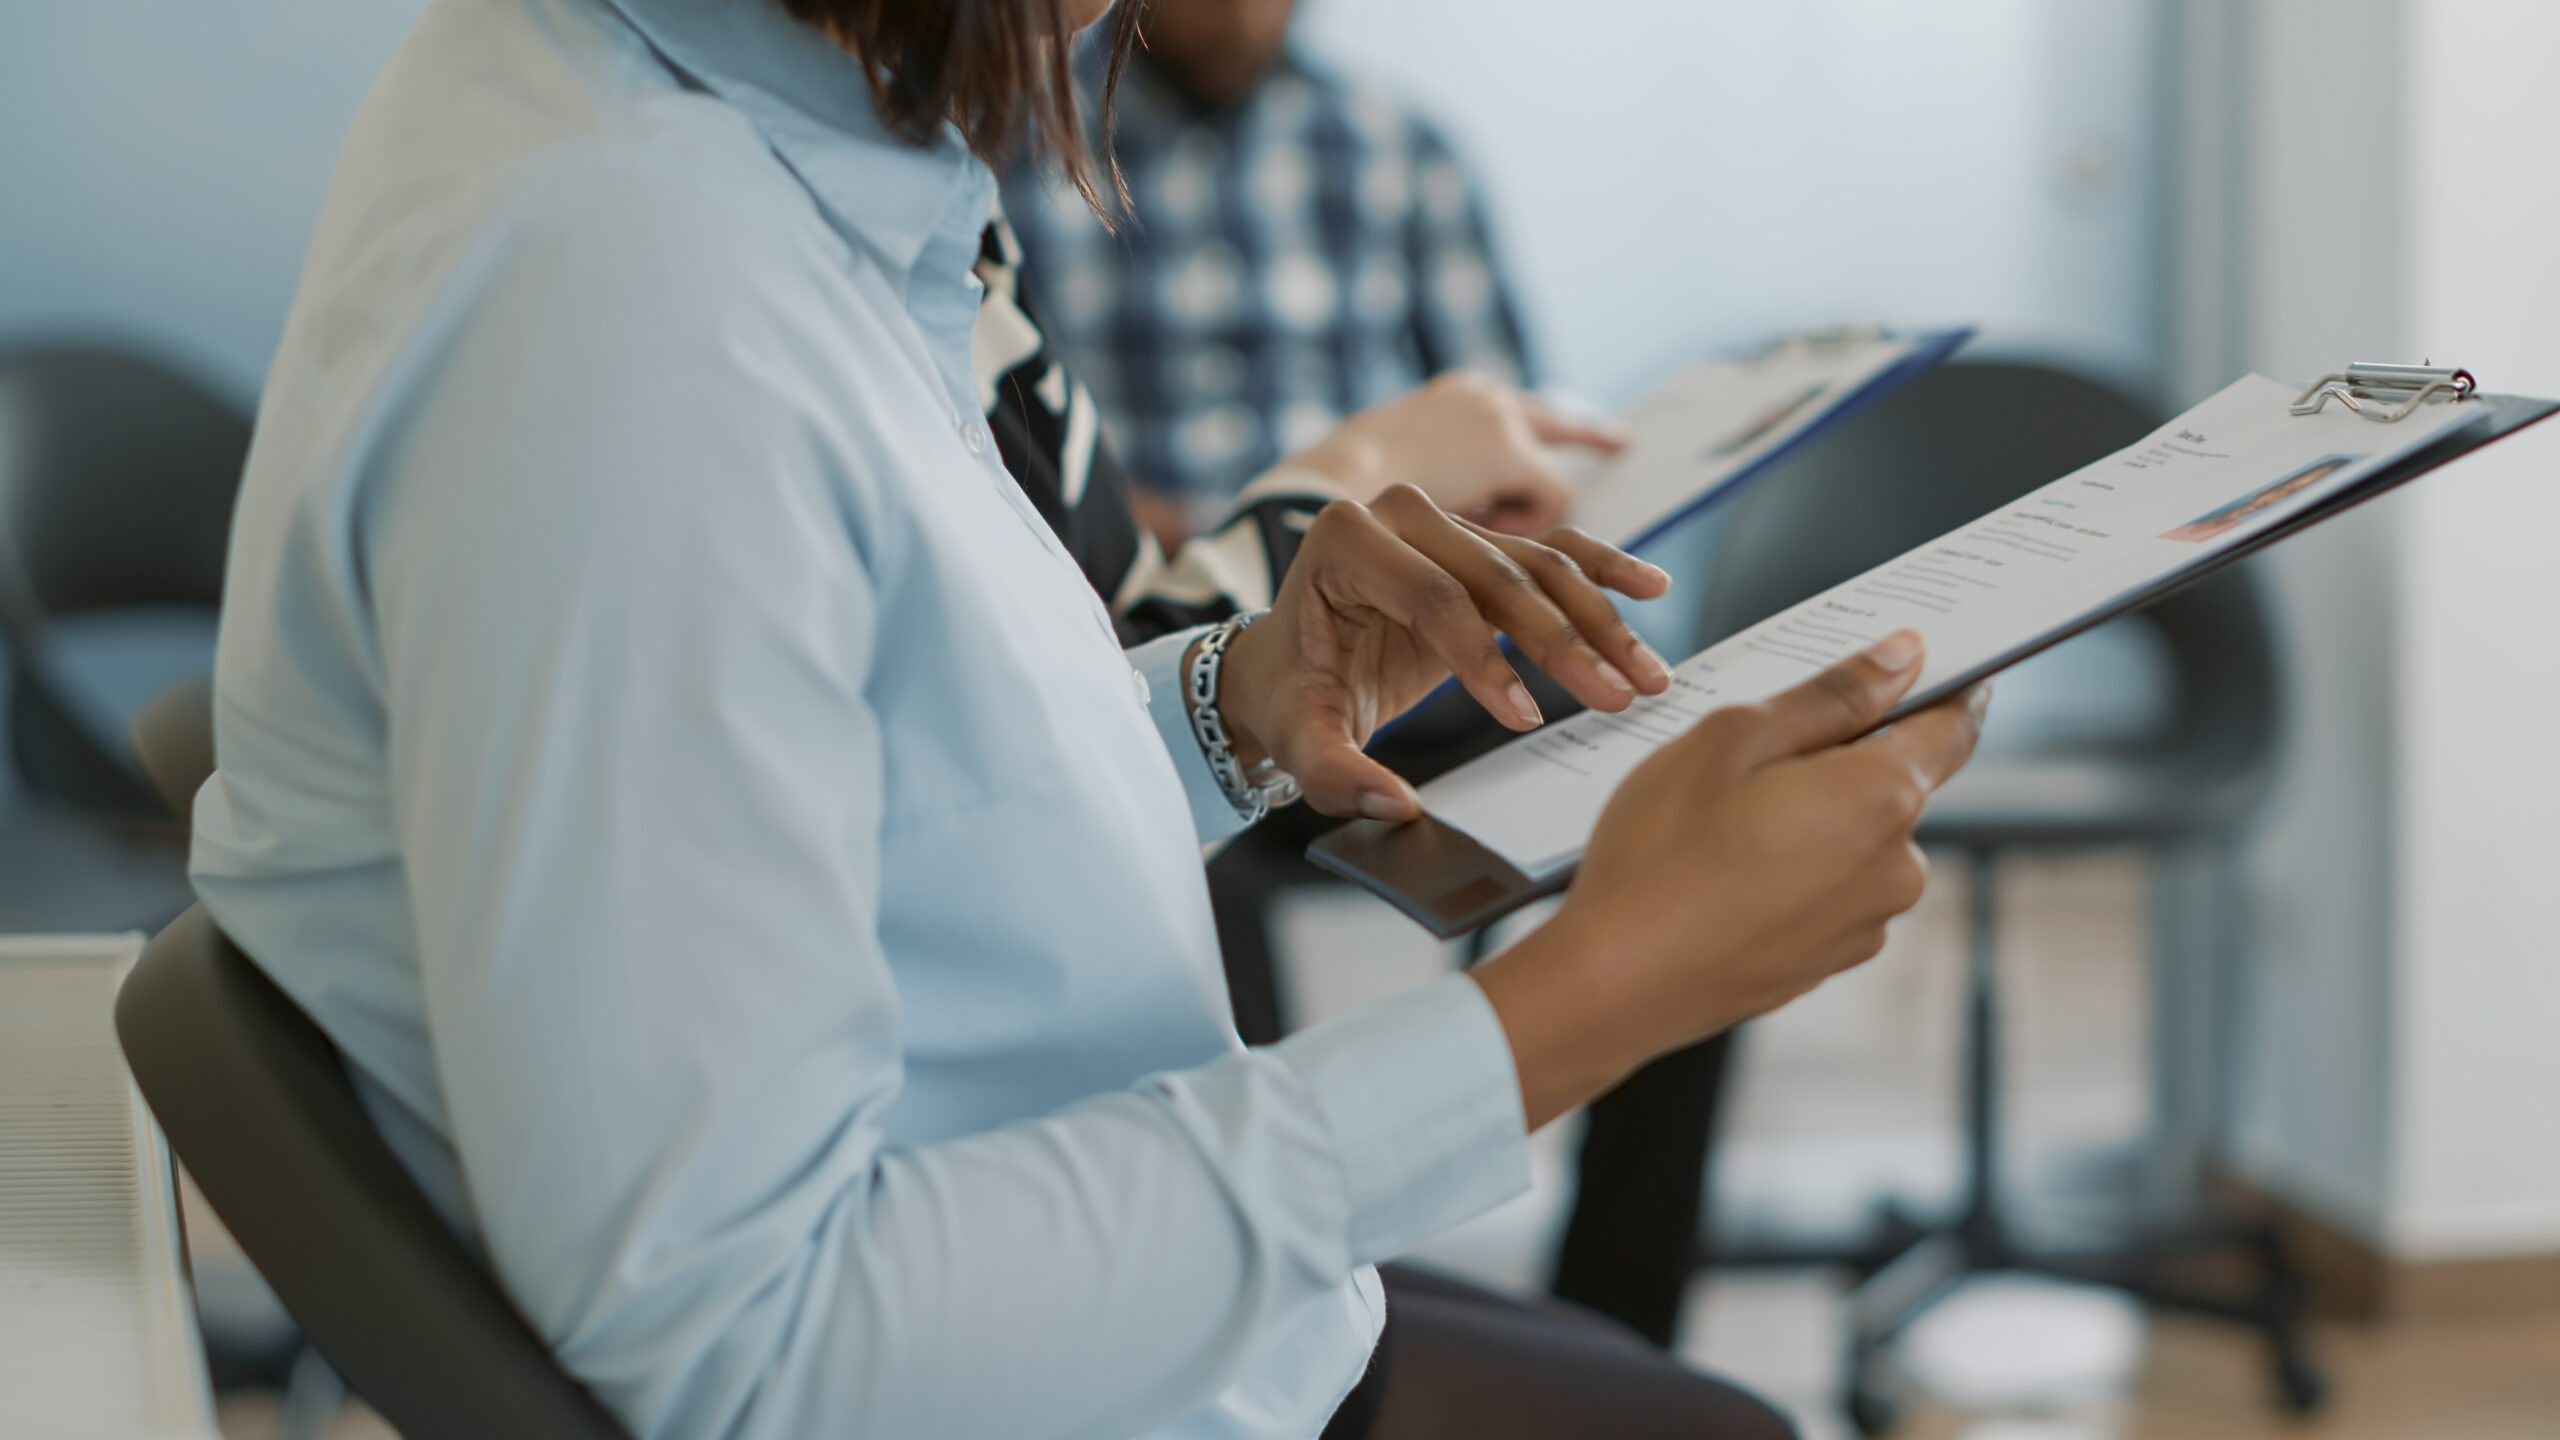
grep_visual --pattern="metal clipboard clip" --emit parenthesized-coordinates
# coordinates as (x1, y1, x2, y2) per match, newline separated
(2290, 362, 2477, 422)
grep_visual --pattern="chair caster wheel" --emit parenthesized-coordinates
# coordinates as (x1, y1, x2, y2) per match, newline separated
(2275, 1352, 2327, 1414)
(1844, 1384, 1898, 1436)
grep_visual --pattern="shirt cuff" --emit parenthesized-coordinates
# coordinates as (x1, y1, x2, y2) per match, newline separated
(1270, 972, 1530, 1264)
(1129, 625, 1254, 846)
(1227, 464, 1360, 513)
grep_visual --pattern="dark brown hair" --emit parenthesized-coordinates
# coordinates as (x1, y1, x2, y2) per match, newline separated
(776, 0, 1147, 216)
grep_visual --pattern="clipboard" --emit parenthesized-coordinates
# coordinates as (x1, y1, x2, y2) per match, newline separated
(1611, 325, 1976, 558)
(1311, 367, 2560, 939)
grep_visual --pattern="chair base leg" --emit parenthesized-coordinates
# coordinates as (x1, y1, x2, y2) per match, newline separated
(1822, 1204, 2326, 1435)
(1742, 844, 2323, 1436)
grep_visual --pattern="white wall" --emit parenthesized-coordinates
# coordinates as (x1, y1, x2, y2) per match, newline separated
(0, 1, 429, 402)
(2214, 0, 2413, 1250)
(2204, 0, 2560, 1262)
(1294, 0, 2162, 406)
(2390, 0, 2560, 1260)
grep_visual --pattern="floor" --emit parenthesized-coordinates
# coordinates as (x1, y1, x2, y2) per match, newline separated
(176, 846, 2560, 1439)
(2124, 1311, 2560, 1440)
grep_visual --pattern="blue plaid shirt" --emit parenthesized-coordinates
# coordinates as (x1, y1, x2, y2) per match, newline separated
(1003, 47, 1535, 529)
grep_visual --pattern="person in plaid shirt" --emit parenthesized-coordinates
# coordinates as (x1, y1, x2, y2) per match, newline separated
(1001, 0, 1536, 545)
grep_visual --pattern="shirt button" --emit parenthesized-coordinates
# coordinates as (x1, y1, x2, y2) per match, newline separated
(1131, 668, 1152, 708)
(962, 421, 990, 455)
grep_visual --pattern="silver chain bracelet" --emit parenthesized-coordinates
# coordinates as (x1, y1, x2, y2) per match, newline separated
(1185, 613, 1303, 823)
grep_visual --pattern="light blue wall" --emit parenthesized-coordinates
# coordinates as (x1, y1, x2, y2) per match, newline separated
(3, 1, 2163, 410)
(1295, 0, 2164, 407)
(0, 1, 430, 403)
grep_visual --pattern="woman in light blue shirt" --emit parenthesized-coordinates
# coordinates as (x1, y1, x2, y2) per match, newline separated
(192, 0, 1986, 1436)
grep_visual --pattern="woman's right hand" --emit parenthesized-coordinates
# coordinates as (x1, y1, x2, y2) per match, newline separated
(1469, 632, 1990, 1130)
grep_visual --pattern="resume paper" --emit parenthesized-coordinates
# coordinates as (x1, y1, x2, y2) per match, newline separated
(1422, 375, 2488, 878)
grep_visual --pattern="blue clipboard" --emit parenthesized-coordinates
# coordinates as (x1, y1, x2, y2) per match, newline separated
(1617, 325, 1974, 557)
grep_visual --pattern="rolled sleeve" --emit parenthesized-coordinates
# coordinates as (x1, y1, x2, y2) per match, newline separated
(1270, 973, 1530, 1263)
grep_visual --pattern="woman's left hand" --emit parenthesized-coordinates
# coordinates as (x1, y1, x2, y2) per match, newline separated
(1214, 485, 1674, 821)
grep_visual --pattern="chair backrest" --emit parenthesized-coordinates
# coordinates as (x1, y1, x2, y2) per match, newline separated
(129, 674, 216, 827)
(116, 908, 634, 1440)
(0, 347, 248, 814)
(1698, 361, 2282, 814)
(0, 347, 244, 620)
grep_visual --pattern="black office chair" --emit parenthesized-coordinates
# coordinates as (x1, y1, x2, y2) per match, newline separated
(126, 673, 328, 1410)
(0, 346, 244, 817)
(116, 907, 635, 1440)
(119, 680, 632, 1439)
(1689, 361, 2319, 1432)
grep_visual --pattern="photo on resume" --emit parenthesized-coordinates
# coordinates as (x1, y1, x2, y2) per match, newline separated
(2161, 452, 2364, 543)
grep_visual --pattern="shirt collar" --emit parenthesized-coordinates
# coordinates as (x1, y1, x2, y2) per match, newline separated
(601, 0, 995, 291)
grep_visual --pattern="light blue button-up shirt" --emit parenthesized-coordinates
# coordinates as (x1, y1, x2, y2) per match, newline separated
(188, 1, 1529, 1436)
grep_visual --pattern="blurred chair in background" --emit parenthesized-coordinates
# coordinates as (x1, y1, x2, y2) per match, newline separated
(0, 346, 238, 936)
(119, 900, 636, 1440)
(1688, 361, 2320, 1433)
(0, 346, 241, 816)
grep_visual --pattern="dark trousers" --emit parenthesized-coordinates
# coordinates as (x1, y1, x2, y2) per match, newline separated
(1550, 1031, 1736, 1345)
(1321, 1264, 1792, 1440)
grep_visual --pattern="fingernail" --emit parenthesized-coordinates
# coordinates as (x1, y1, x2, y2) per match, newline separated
(1359, 788, 1413, 821)
(1508, 683, 1544, 727)
(1871, 630, 1922, 672)
(1595, 660, 1634, 695)
(1643, 563, 1673, 589)
(1632, 643, 1672, 685)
